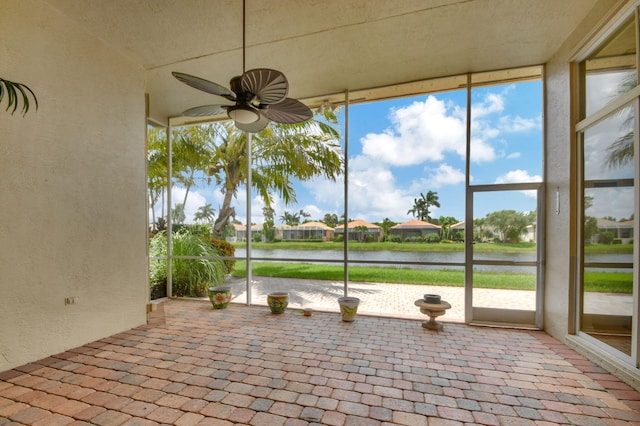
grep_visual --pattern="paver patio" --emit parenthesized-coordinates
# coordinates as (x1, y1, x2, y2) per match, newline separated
(1, 298, 640, 425)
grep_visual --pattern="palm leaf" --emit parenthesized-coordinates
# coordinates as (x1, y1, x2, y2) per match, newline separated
(0, 78, 38, 116)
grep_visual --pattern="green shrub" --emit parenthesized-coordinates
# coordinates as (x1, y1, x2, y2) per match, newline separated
(149, 231, 226, 297)
(426, 234, 441, 243)
(404, 236, 424, 243)
(599, 231, 615, 245)
(202, 236, 236, 274)
(171, 223, 211, 236)
(386, 234, 402, 243)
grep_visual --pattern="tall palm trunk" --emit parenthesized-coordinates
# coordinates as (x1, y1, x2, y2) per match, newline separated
(213, 190, 236, 238)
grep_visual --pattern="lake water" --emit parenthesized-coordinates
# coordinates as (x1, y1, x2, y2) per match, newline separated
(237, 248, 632, 273)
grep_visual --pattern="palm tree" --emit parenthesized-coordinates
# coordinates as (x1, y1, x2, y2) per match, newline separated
(606, 132, 633, 169)
(322, 213, 339, 228)
(148, 127, 168, 228)
(201, 117, 343, 238)
(172, 203, 186, 224)
(280, 211, 301, 226)
(407, 191, 440, 221)
(262, 206, 276, 242)
(157, 111, 343, 238)
(0, 78, 38, 116)
(606, 74, 636, 169)
(422, 191, 440, 221)
(172, 126, 215, 211)
(299, 209, 311, 223)
(407, 197, 426, 220)
(194, 203, 216, 225)
(378, 218, 396, 240)
(437, 216, 458, 240)
(354, 225, 369, 242)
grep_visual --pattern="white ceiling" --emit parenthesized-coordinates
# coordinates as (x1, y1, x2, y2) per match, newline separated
(45, 0, 602, 124)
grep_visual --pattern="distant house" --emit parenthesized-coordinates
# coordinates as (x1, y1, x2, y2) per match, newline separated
(450, 221, 465, 232)
(228, 223, 273, 242)
(334, 219, 381, 241)
(226, 223, 244, 242)
(521, 224, 536, 242)
(391, 219, 441, 240)
(449, 221, 466, 241)
(229, 222, 335, 242)
(458, 220, 537, 242)
(596, 218, 633, 244)
(282, 221, 334, 241)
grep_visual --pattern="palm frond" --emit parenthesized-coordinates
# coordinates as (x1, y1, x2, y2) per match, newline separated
(0, 78, 38, 116)
(606, 132, 634, 169)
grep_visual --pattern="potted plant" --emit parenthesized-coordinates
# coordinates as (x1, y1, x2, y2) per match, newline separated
(208, 285, 233, 309)
(267, 292, 289, 314)
(338, 296, 360, 322)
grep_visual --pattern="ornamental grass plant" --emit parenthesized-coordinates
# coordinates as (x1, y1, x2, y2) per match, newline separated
(149, 231, 226, 297)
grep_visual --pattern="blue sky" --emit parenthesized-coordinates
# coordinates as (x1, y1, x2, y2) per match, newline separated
(293, 81, 543, 224)
(165, 72, 637, 227)
(169, 80, 547, 226)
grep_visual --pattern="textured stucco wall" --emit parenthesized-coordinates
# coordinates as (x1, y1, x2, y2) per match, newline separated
(0, 0, 148, 371)
(543, 0, 620, 340)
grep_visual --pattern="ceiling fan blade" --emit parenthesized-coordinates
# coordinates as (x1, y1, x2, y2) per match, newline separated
(241, 69, 288, 104)
(234, 114, 270, 133)
(172, 72, 236, 101)
(182, 105, 228, 117)
(262, 98, 313, 124)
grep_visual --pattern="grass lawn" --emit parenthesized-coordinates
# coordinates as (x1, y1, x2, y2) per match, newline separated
(231, 261, 632, 293)
(236, 240, 633, 254)
(228, 241, 632, 293)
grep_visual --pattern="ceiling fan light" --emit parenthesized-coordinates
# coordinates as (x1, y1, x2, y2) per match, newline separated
(227, 105, 260, 124)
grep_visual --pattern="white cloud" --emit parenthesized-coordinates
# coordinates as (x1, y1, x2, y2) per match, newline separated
(423, 163, 466, 188)
(495, 169, 542, 184)
(232, 86, 543, 225)
(494, 170, 541, 199)
(360, 96, 466, 166)
(470, 137, 497, 162)
(471, 92, 504, 119)
(585, 72, 634, 115)
(301, 204, 324, 220)
(499, 114, 540, 133)
(170, 187, 208, 223)
(302, 176, 344, 208)
(586, 187, 634, 220)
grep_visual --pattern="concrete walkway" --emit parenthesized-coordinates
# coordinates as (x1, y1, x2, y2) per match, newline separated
(223, 276, 632, 322)
(223, 277, 533, 322)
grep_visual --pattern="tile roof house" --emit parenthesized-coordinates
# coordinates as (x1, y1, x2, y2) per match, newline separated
(391, 219, 442, 240)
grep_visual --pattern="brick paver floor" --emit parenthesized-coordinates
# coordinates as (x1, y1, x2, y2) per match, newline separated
(1, 299, 640, 425)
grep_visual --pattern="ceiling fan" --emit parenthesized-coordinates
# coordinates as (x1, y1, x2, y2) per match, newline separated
(172, 1, 312, 133)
